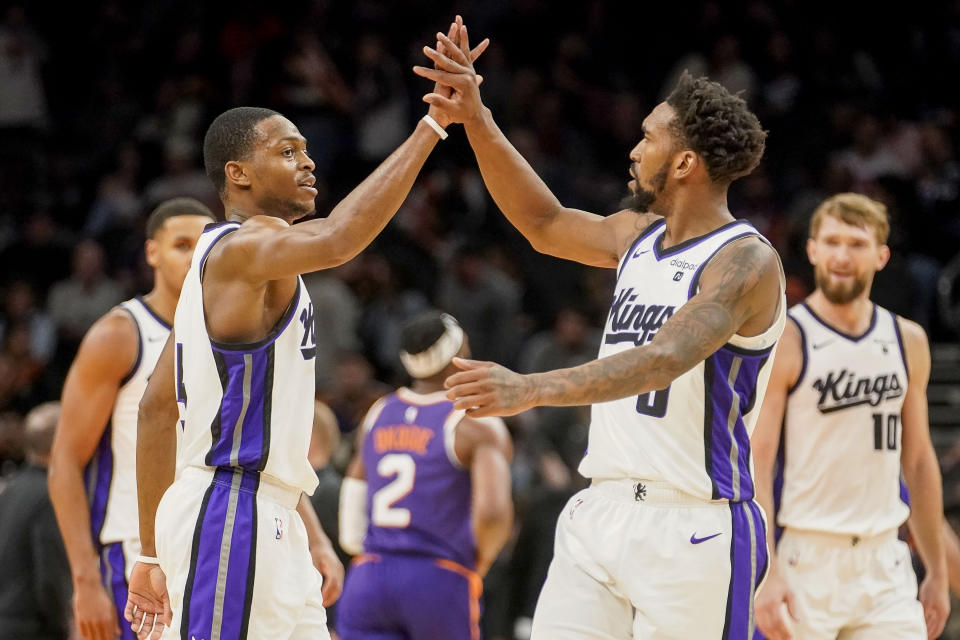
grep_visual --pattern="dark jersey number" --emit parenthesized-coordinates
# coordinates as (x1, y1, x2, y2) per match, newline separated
(872, 413, 900, 451)
(636, 387, 670, 418)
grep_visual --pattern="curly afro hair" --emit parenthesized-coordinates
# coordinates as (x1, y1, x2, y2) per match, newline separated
(666, 71, 767, 185)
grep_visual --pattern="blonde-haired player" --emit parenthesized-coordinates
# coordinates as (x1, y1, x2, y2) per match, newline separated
(753, 193, 949, 639)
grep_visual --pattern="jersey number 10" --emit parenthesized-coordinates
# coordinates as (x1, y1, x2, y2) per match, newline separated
(872, 413, 900, 451)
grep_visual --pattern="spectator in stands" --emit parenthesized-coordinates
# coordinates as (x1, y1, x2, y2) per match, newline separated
(0, 402, 71, 640)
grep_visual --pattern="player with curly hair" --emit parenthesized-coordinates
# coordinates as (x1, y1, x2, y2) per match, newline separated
(416, 26, 783, 638)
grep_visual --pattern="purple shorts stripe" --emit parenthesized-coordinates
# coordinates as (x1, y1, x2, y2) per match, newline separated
(723, 501, 766, 640)
(101, 542, 136, 640)
(182, 469, 258, 640)
(85, 424, 113, 544)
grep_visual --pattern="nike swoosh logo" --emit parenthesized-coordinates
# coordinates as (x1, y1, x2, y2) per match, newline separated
(690, 532, 722, 544)
(633, 249, 651, 258)
(812, 340, 834, 350)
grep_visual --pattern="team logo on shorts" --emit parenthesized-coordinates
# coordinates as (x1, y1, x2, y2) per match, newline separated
(569, 497, 584, 520)
(633, 482, 647, 502)
(275, 517, 284, 539)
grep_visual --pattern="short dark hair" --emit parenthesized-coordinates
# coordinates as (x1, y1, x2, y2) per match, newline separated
(145, 197, 215, 238)
(400, 310, 451, 355)
(202, 107, 280, 195)
(665, 71, 767, 185)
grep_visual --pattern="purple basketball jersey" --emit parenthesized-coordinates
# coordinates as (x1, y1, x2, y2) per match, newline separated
(362, 389, 475, 569)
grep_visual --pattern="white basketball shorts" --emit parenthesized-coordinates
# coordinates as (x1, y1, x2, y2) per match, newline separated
(531, 479, 768, 639)
(155, 466, 329, 640)
(773, 528, 924, 639)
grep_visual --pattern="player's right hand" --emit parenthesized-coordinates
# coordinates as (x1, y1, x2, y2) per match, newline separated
(427, 16, 489, 130)
(754, 567, 797, 640)
(415, 25, 487, 127)
(124, 561, 171, 640)
(73, 575, 122, 640)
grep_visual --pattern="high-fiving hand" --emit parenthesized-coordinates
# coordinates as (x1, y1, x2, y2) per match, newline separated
(416, 18, 489, 128)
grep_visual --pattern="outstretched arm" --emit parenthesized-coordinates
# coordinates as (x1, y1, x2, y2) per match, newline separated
(220, 22, 488, 285)
(446, 237, 782, 415)
(415, 29, 655, 267)
(899, 317, 949, 639)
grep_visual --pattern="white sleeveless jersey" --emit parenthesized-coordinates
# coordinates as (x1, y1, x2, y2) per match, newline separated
(776, 303, 910, 536)
(174, 222, 319, 495)
(579, 219, 786, 502)
(85, 297, 170, 544)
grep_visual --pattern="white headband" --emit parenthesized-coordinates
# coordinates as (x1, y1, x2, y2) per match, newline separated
(399, 314, 464, 379)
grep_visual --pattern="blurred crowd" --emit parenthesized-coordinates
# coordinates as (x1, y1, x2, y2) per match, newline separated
(0, 0, 959, 637)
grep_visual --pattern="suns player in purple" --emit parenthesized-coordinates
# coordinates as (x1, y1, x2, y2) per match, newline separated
(336, 311, 513, 640)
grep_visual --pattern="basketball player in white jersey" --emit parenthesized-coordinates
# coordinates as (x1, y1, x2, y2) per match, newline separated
(418, 31, 782, 639)
(753, 193, 949, 639)
(123, 22, 489, 640)
(48, 198, 214, 640)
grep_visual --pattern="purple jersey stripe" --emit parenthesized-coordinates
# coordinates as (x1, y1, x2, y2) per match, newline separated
(206, 348, 269, 470)
(723, 501, 765, 639)
(705, 348, 768, 501)
(85, 423, 113, 545)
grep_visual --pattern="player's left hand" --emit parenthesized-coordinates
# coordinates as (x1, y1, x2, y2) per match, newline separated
(918, 573, 949, 639)
(310, 543, 344, 607)
(426, 16, 489, 130)
(444, 357, 536, 417)
(124, 561, 171, 640)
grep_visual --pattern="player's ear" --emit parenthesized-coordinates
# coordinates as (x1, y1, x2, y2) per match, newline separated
(805, 236, 817, 266)
(145, 238, 159, 268)
(224, 160, 251, 189)
(876, 244, 891, 271)
(674, 151, 697, 180)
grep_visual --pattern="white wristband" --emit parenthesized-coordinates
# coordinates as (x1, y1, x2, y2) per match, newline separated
(136, 555, 160, 565)
(421, 114, 448, 140)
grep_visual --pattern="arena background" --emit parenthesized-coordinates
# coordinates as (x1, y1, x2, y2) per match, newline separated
(0, 1, 958, 637)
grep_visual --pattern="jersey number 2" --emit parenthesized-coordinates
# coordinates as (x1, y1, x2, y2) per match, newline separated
(372, 453, 416, 528)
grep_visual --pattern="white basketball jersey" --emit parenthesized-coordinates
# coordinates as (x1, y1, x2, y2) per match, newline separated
(776, 303, 910, 536)
(174, 222, 319, 495)
(579, 219, 786, 502)
(85, 298, 169, 544)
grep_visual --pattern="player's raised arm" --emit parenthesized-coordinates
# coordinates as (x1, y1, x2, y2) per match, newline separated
(898, 317, 949, 638)
(415, 29, 651, 268)
(48, 311, 137, 640)
(211, 21, 489, 286)
(751, 319, 803, 640)
(446, 236, 782, 415)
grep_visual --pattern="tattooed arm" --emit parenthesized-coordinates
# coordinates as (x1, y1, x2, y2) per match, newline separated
(445, 237, 782, 415)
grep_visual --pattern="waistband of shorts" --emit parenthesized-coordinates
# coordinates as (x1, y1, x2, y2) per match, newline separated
(180, 466, 301, 510)
(781, 527, 898, 549)
(590, 478, 729, 506)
